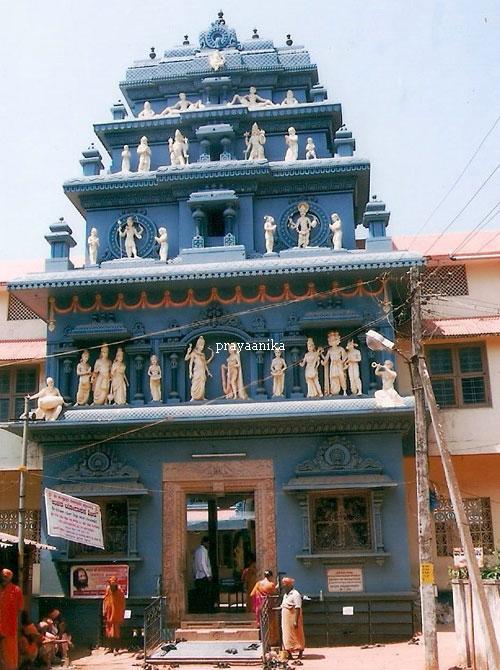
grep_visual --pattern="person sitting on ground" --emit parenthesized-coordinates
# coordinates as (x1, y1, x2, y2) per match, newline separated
(19, 611, 41, 670)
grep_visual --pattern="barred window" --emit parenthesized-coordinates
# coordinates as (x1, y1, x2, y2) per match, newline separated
(311, 492, 372, 553)
(68, 500, 128, 557)
(0, 366, 38, 421)
(422, 265, 468, 297)
(434, 497, 494, 556)
(426, 344, 489, 408)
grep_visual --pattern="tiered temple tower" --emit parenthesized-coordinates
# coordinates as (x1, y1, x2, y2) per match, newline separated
(10, 13, 422, 645)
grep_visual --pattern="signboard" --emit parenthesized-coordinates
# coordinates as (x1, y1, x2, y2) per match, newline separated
(327, 567, 364, 593)
(70, 564, 129, 598)
(420, 562, 434, 585)
(45, 488, 104, 549)
(453, 547, 484, 569)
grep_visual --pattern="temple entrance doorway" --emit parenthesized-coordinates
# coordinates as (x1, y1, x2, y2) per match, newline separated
(186, 493, 256, 613)
(163, 459, 276, 624)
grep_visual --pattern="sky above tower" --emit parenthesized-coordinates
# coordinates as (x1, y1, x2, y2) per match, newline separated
(1, 0, 499, 261)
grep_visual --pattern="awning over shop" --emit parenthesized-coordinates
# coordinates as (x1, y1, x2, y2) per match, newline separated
(0, 531, 56, 551)
(423, 315, 500, 338)
(0, 340, 46, 362)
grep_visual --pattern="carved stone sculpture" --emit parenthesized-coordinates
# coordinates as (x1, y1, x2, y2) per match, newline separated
(281, 90, 298, 106)
(322, 330, 347, 396)
(25, 377, 64, 421)
(288, 202, 318, 248)
(155, 227, 168, 262)
(138, 101, 156, 119)
(305, 137, 317, 160)
(270, 348, 287, 397)
(329, 213, 343, 251)
(284, 127, 299, 161)
(244, 123, 266, 161)
(373, 360, 405, 407)
(221, 342, 248, 399)
(121, 145, 131, 172)
(87, 227, 100, 265)
(75, 350, 92, 405)
(119, 216, 143, 259)
(168, 129, 189, 166)
(160, 92, 204, 116)
(91, 344, 112, 405)
(263, 215, 277, 254)
(185, 336, 215, 401)
(209, 50, 225, 71)
(110, 347, 128, 405)
(137, 136, 151, 172)
(148, 354, 162, 402)
(345, 340, 363, 395)
(228, 86, 273, 107)
(300, 337, 323, 398)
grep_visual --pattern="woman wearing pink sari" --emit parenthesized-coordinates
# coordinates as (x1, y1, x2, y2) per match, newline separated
(250, 570, 279, 645)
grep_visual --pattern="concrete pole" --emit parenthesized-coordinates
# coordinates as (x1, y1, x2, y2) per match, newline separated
(417, 357, 500, 669)
(410, 267, 439, 670)
(18, 396, 30, 594)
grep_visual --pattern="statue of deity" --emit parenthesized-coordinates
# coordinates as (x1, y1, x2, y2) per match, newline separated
(322, 330, 347, 396)
(208, 50, 225, 71)
(305, 137, 317, 160)
(270, 348, 287, 397)
(138, 101, 156, 119)
(185, 336, 215, 401)
(373, 360, 405, 408)
(75, 350, 92, 405)
(119, 216, 143, 259)
(244, 123, 266, 161)
(121, 145, 131, 172)
(148, 354, 162, 402)
(87, 227, 99, 265)
(24, 377, 65, 421)
(155, 227, 168, 262)
(288, 202, 318, 248)
(263, 215, 277, 254)
(284, 127, 299, 161)
(228, 86, 273, 107)
(160, 92, 204, 115)
(329, 213, 343, 251)
(345, 340, 363, 395)
(300, 337, 323, 398)
(91, 344, 112, 405)
(137, 136, 151, 172)
(168, 130, 189, 166)
(281, 89, 299, 106)
(221, 343, 248, 399)
(110, 347, 128, 405)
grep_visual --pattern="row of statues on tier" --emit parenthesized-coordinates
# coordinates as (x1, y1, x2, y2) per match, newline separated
(136, 89, 303, 120)
(119, 123, 320, 174)
(22, 337, 404, 421)
(87, 206, 342, 264)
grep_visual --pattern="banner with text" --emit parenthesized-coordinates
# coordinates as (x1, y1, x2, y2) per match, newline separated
(70, 564, 129, 598)
(45, 488, 104, 549)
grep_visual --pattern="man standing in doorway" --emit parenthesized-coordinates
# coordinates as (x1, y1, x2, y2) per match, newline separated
(193, 536, 213, 613)
(0, 568, 23, 670)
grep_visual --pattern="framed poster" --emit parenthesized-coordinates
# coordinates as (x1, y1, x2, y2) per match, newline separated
(70, 564, 129, 598)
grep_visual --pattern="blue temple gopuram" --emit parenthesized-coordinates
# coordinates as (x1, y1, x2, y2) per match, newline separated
(9, 12, 423, 647)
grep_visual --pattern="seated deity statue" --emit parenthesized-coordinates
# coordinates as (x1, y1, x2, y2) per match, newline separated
(228, 86, 274, 107)
(281, 89, 299, 106)
(23, 377, 65, 421)
(305, 137, 317, 160)
(160, 92, 204, 115)
(138, 101, 156, 119)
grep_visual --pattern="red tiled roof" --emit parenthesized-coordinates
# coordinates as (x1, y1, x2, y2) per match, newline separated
(423, 315, 500, 338)
(393, 230, 500, 258)
(0, 340, 46, 361)
(0, 260, 45, 284)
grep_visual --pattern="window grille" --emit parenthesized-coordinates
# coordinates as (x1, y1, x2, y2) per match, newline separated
(0, 510, 41, 560)
(68, 500, 128, 556)
(7, 295, 40, 321)
(422, 265, 468, 296)
(311, 492, 372, 553)
(434, 497, 494, 556)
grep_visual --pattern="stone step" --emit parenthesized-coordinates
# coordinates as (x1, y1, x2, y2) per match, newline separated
(175, 626, 260, 642)
(180, 618, 255, 628)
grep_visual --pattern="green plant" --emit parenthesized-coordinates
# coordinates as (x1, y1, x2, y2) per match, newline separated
(448, 547, 500, 580)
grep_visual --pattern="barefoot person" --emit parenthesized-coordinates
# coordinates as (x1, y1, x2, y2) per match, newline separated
(281, 576, 305, 661)
(102, 576, 126, 656)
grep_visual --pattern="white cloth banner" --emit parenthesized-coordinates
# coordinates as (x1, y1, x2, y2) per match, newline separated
(45, 488, 104, 549)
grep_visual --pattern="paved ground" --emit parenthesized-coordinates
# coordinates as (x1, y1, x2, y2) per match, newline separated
(70, 632, 462, 670)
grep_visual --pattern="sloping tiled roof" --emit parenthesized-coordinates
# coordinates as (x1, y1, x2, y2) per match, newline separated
(423, 315, 500, 338)
(0, 340, 46, 361)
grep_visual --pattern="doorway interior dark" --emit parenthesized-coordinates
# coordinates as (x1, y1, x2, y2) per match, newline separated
(186, 492, 256, 614)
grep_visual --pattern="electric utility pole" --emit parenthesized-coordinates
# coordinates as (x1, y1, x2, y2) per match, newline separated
(18, 395, 30, 593)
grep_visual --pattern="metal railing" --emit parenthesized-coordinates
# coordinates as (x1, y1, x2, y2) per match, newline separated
(259, 594, 280, 658)
(144, 596, 167, 657)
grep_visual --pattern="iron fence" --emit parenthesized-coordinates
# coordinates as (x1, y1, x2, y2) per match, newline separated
(143, 596, 167, 657)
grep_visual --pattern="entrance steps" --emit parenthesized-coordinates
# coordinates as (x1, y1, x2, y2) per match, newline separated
(176, 613, 259, 641)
